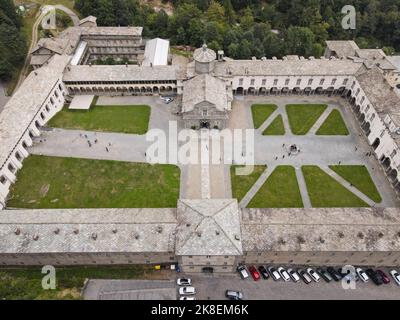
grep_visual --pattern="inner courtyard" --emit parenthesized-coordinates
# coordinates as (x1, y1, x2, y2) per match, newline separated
(6, 94, 399, 210)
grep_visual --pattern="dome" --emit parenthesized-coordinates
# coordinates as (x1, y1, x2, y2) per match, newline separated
(193, 44, 216, 63)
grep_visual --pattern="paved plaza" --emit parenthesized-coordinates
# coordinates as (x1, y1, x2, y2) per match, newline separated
(29, 95, 400, 207)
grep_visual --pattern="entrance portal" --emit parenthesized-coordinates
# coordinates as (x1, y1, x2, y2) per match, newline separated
(202, 267, 214, 273)
(200, 121, 210, 129)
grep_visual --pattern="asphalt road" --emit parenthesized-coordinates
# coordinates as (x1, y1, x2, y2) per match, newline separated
(188, 273, 400, 300)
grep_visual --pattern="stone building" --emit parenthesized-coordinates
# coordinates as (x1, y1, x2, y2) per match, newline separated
(2, 19, 400, 270)
(182, 73, 231, 129)
(1, 205, 400, 271)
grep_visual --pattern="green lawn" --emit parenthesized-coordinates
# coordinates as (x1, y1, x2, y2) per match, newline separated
(251, 104, 277, 129)
(7, 155, 180, 208)
(262, 115, 285, 135)
(286, 104, 327, 135)
(302, 166, 368, 207)
(316, 110, 349, 135)
(230, 165, 266, 202)
(329, 165, 382, 203)
(248, 166, 303, 208)
(0, 265, 155, 300)
(48, 104, 151, 134)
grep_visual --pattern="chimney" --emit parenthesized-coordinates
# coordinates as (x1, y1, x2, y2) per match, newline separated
(14, 228, 21, 235)
(217, 50, 224, 61)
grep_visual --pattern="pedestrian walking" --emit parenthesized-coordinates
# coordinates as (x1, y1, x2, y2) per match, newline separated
(106, 147, 109, 152)
(338, 161, 341, 165)
(282, 155, 285, 159)
(94, 139, 98, 144)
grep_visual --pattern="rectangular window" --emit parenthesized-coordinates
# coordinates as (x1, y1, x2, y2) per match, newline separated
(319, 79, 325, 85)
(296, 79, 301, 85)
(285, 79, 290, 85)
(273, 79, 278, 86)
(250, 79, 255, 85)
(343, 78, 348, 85)
(391, 150, 397, 158)
(262, 79, 266, 85)
(331, 79, 337, 85)
(308, 79, 313, 85)
(239, 78, 243, 85)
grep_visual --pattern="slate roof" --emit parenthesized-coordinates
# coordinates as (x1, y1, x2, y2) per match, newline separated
(175, 199, 243, 256)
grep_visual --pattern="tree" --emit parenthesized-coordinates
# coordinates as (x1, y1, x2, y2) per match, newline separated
(0, 23, 26, 81)
(0, 0, 21, 27)
(284, 26, 316, 56)
(206, 1, 225, 22)
(222, 0, 236, 25)
(239, 7, 254, 30)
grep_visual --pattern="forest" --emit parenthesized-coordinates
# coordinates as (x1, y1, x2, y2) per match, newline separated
(75, 0, 400, 59)
(1, 0, 400, 81)
(0, 0, 26, 81)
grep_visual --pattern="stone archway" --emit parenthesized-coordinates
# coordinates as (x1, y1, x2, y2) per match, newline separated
(381, 157, 391, 170)
(388, 168, 398, 182)
(372, 138, 380, 150)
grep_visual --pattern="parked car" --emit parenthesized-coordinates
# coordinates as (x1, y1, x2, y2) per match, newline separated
(389, 269, 400, 286)
(366, 269, 383, 286)
(356, 268, 369, 283)
(376, 270, 390, 284)
(298, 269, 312, 284)
(316, 268, 333, 283)
(287, 268, 300, 282)
(277, 267, 291, 282)
(163, 97, 174, 104)
(226, 290, 243, 300)
(268, 267, 281, 281)
(306, 268, 320, 282)
(339, 267, 358, 283)
(180, 296, 196, 300)
(177, 278, 192, 286)
(258, 265, 270, 280)
(179, 286, 196, 295)
(327, 267, 342, 282)
(237, 265, 249, 279)
(248, 265, 261, 281)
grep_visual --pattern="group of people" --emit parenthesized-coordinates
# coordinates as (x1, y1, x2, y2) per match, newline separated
(79, 133, 112, 152)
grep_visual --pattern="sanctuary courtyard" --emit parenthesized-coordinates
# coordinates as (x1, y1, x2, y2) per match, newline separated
(1, 17, 400, 271)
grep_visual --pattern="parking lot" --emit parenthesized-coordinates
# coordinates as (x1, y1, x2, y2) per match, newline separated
(182, 272, 400, 300)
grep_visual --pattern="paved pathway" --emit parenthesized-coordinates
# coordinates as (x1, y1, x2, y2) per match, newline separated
(15, 5, 79, 92)
(239, 165, 276, 208)
(320, 165, 376, 206)
(308, 104, 334, 134)
(257, 108, 279, 133)
(295, 167, 311, 208)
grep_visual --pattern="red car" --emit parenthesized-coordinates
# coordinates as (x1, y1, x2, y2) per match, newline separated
(377, 270, 390, 284)
(248, 266, 261, 281)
